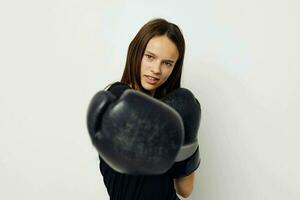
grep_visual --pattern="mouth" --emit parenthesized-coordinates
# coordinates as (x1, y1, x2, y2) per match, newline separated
(145, 75, 160, 81)
(144, 75, 160, 84)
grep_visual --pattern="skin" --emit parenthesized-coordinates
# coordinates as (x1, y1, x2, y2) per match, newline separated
(140, 35, 178, 96)
(174, 172, 195, 198)
(140, 35, 195, 198)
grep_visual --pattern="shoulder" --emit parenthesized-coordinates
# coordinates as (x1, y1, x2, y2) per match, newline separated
(104, 81, 132, 98)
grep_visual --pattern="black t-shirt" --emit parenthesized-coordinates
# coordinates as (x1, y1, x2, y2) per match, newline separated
(99, 157, 180, 200)
(98, 82, 181, 200)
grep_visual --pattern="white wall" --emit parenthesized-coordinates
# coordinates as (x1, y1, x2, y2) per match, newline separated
(0, 0, 299, 199)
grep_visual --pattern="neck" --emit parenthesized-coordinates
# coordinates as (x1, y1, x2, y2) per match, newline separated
(128, 83, 155, 97)
(150, 90, 156, 97)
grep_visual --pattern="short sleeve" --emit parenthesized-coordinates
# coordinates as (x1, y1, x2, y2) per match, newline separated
(105, 81, 132, 98)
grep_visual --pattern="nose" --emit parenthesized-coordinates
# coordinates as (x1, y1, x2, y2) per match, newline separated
(150, 61, 162, 74)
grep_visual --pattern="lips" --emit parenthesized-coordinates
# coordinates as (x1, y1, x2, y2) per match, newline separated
(145, 75, 160, 84)
(146, 75, 160, 81)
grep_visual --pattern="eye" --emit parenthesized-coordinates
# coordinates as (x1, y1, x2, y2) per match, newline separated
(164, 62, 173, 67)
(145, 54, 153, 59)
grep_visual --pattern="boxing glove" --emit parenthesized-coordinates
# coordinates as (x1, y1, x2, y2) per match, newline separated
(162, 88, 201, 178)
(87, 82, 130, 139)
(87, 83, 184, 175)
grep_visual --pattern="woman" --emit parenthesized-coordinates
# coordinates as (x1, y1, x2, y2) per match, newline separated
(97, 18, 199, 200)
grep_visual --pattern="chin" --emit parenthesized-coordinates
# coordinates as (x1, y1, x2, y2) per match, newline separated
(141, 81, 158, 92)
(141, 84, 156, 91)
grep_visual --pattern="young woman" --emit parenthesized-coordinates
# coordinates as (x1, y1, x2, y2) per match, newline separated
(96, 18, 200, 200)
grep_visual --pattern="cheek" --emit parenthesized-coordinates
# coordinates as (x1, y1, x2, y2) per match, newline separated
(140, 59, 148, 73)
(161, 68, 174, 81)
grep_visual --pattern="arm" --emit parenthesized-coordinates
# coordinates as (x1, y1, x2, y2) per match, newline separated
(162, 88, 201, 198)
(174, 172, 195, 198)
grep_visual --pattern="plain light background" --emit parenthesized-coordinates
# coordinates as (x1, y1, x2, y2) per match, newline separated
(1, 0, 299, 199)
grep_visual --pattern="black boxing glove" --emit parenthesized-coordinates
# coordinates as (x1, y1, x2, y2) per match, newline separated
(162, 88, 201, 178)
(87, 82, 184, 175)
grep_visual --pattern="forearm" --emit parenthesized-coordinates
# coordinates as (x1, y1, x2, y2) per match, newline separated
(174, 172, 195, 198)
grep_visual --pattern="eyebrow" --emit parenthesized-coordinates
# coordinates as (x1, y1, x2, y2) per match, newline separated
(145, 50, 176, 63)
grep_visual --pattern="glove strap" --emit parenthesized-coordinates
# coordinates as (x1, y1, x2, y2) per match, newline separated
(175, 141, 199, 162)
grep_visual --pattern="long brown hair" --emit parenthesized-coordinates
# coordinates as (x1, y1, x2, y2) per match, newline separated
(120, 18, 185, 99)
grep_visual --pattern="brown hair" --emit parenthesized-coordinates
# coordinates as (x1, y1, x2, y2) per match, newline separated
(120, 18, 185, 99)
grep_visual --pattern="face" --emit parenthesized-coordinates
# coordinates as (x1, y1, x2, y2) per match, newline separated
(140, 35, 179, 96)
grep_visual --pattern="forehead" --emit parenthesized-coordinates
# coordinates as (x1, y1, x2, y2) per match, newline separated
(145, 36, 179, 61)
